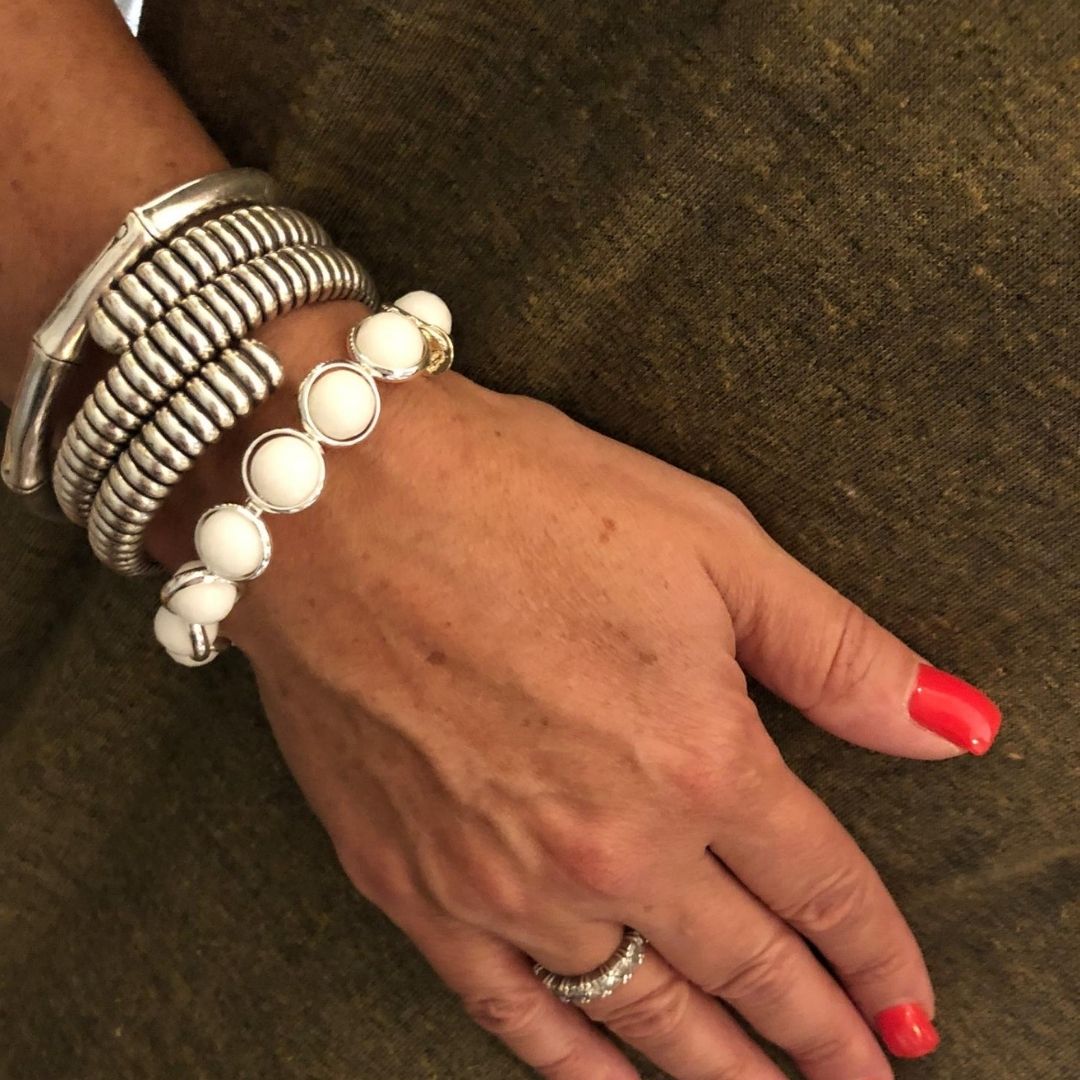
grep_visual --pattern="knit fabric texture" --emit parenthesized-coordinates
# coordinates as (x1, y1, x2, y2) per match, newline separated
(1, 1, 1077, 1077)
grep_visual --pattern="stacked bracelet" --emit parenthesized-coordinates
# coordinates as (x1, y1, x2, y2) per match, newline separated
(80, 243, 374, 575)
(51, 193, 377, 575)
(3, 167, 454, 665)
(153, 292, 454, 666)
(54, 212, 372, 519)
(85, 340, 285, 576)
(85, 205, 332, 354)
(3, 169, 280, 512)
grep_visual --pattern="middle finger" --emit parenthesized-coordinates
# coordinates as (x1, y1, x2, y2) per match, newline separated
(710, 762, 935, 1046)
(637, 856, 893, 1079)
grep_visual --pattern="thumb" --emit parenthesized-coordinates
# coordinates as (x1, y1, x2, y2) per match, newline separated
(717, 529, 1002, 759)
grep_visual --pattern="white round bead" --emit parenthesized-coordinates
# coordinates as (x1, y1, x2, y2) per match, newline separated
(165, 561, 238, 624)
(306, 367, 378, 442)
(352, 310, 425, 374)
(154, 606, 218, 658)
(195, 505, 270, 581)
(394, 290, 452, 334)
(245, 431, 324, 512)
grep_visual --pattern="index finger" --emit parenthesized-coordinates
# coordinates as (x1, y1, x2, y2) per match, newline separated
(711, 759, 942, 1061)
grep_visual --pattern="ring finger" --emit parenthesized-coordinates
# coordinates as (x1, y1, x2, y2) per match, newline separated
(527, 928, 787, 1080)
(405, 916, 639, 1079)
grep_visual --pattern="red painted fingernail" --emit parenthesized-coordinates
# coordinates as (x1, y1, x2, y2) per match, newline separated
(908, 663, 1002, 755)
(875, 1002, 941, 1058)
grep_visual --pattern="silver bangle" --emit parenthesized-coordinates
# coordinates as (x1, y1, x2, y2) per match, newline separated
(1, 168, 278, 514)
(79, 238, 378, 575)
(55, 243, 376, 529)
(87, 341, 284, 577)
(86, 205, 331, 354)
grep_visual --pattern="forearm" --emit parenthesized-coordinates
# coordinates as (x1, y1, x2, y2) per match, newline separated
(0, 0, 225, 406)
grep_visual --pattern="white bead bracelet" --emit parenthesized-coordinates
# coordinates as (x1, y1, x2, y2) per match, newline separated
(153, 291, 453, 666)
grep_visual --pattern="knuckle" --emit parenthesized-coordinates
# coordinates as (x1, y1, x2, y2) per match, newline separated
(462, 987, 547, 1038)
(565, 845, 644, 901)
(708, 735, 788, 819)
(591, 974, 691, 1041)
(843, 936, 913, 990)
(480, 891, 531, 926)
(708, 1066, 759, 1080)
(708, 486, 761, 530)
(334, 840, 414, 909)
(663, 749, 729, 814)
(793, 1030, 870, 1070)
(781, 863, 874, 936)
(470, 865, 532, 923)
(545, 829, 646, 901)
(705, 929, 803, 1007)
(533, 1046, 594, 1079)
(437, 862, 531, 926)
(813, 602, 878, 711)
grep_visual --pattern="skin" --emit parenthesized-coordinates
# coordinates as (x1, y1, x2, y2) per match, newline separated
(1, 3, 968, 1077)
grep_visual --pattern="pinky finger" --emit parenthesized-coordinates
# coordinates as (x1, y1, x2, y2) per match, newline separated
(405, 916, 639, 1080)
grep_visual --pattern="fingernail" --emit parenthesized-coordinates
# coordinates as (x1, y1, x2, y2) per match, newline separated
(875, 1002, 941, 1058)
(908, 663, 1002, 755)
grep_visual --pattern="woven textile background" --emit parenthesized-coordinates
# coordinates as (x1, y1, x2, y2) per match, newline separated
(1, 2, 1077, 1077)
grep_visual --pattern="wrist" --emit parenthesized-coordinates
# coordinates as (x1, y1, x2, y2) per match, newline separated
(143, 299, 418, 575)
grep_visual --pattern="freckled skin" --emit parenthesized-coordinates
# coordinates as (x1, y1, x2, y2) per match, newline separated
(181, 308, 963, 1080)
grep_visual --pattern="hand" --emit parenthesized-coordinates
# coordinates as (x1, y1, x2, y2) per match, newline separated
(168, 306, 1000, 1079)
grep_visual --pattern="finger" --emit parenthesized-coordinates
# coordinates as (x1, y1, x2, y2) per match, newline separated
(640, 857, 893, 1080)
(529, 931, 787, 1080)
(714, 526, 1001, 758)
(713, 760, 942, 1061)
(407, 917, 639, 1080)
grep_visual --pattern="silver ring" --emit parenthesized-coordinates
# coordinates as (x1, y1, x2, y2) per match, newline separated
(533, 928, 647, 1005)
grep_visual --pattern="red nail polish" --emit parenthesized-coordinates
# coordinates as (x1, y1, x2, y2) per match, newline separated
(875, 1002, 941, 1058)
(908, 663, 1002, 755)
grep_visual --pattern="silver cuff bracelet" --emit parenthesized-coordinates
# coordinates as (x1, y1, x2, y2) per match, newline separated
(2, 168, 279, 516)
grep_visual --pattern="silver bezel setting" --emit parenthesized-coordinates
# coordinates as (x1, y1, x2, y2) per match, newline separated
(194, 501, 272, 582)
(417, 320, 454, 375)
(348, 311, 427, 382)
(298, 360, 382, 447)
(240, 427, 326, 514)
(188, 622, 212, 663)
(167, 638, 229, 667)
(381, 303, 454, 375)
(160, 561, 241, 614)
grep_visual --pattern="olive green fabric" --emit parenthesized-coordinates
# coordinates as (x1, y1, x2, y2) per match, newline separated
(2, 1, 1077, 1077)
